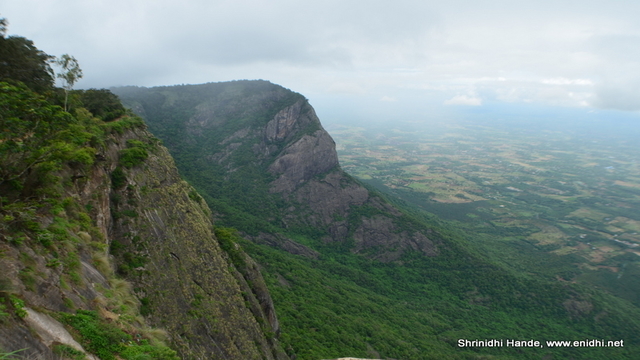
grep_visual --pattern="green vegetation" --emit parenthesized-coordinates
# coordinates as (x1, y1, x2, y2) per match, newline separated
(8, 295, 26, 318)
(60, 310, 178, 360)
(53, 344, 86, 360)
(116, 82, 640, 359)
(119, 139, 151, 168)
(0, 18, 54, 93)
(75, 88, 127, 122)
(54, 54, 83, 111)
(0, 349, 26, 359)
(0, 22, 178, 359)
(215, 227, 248, 272)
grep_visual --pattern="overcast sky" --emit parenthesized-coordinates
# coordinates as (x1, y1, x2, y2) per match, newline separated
(3, 0, 640, 124)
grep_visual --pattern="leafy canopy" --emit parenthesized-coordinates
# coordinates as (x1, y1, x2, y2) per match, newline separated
(0, 18, 54, 93)
(55, 54, 83, 111)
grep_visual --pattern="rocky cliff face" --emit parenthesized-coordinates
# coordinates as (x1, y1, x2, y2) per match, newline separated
(137, 81, 440, 262)
(0, 117, 287, 359)
(260, 99, 439, 260)
(106, 128, 288, 359)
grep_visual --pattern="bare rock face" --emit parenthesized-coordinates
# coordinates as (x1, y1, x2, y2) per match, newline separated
(250, 233, 320, 259)
(24, 308, 99, 360)
(260, 97, 440, 260)
(265, 100, 307, 142)
(234, 86, 442, 260)
(266, 101, 340, 194)
(269, 130, 339, 193)
(105, 129, 289, 360)
(352, 215, 438, 262)
(290, 171, 369, 229)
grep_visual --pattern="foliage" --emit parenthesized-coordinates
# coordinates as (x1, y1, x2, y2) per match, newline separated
(55, 54, 82, 91)
(54, 54, 83, 111)
(214, 227, 247, 272)
(53, 344, 86, 360)
(0, 18, 54, 93)
(101, 115, 145, 135)
(111, 167, 127, 189)
(119, 140, 149, 168)
(0, 82, 95, 192)
(60, 310, 178, 360)
(0, 302, 8, 320)
(8, 295, 26, 318)
(0, 26, 179, 360)
(60, 310, 129, 360)
(0, 349, 26, 359)
(76, 89, 126, 122)
(119, 344, 179, 360)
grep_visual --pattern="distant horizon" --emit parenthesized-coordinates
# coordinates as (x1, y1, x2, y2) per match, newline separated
(110, 80, 640, 132)
(4, 0, 640, 127)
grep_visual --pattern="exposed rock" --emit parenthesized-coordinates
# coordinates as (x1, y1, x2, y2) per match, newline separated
(265, 100, 306, 142)
(352, 215, 438, 262)
(24, 308, 99, 360)
(291, 171, 369, 228)
(251, 233, 320, 259)
(563, 298, 594, 318)
(106, 131, 287, 359)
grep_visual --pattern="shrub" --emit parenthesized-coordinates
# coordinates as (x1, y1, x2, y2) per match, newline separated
(119, 147, 147, 168)
(53, 344, 86, 360)
(9, 295, 26, 318)
(111, 167, 127, 189)
(60, 310, 129, 360)
(120, 344, 179, 360)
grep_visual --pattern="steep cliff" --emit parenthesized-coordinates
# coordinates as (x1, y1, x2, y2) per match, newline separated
(104, 127, 287, 359)
(0, 83, 287, 359)
(115, 81, 439, 262)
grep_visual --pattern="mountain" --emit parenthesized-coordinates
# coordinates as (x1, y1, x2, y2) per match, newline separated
(115, 81, 438, 262)
(114, 81, 640, 360)
(0, 82, 287, 359)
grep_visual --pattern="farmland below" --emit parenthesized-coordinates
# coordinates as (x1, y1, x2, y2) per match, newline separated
(328, 119, 640, 306)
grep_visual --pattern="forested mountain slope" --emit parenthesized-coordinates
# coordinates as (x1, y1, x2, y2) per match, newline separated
(115, 81, 640, 359)
(0, 24, 287, 359)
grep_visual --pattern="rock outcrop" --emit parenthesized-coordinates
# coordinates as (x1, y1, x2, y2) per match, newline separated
(114, 81, 441, 263)
(104, 128, 289, 359)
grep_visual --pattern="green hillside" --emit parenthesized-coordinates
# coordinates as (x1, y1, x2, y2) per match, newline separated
(0, 25, 286, 360)
(115, 82, 640, 359)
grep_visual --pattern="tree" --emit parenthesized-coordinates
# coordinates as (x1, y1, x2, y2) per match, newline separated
(77, 89, 126, 121)
(0, 18, 55, 93)
(55, 54, 83, 111)
(0, 82, 72, 188)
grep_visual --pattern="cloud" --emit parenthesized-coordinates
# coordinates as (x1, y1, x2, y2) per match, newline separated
(588, 34, 640, 111)
(593, 80, 640, 111)
(3, 0, 640, 118)
(327, 82, 367, 95)
(444, 95, 482, 106)
(541, 78, 594, 86)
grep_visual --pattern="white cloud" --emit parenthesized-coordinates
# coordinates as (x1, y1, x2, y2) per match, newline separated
(327, 82, 367, 95)
(444, 95, 482, 106)
(541, 78, 594, 86)
(2, 0, 640, 117)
